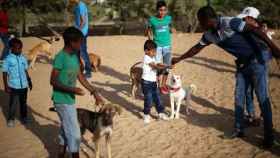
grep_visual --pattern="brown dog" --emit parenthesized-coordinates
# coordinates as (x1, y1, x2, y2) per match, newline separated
(27, 36, 59, 69)
(89, 53, 101, 72)
(130, 62, 143, 98)
(78, 104, 122, 158)
(80, 53, 101, 72)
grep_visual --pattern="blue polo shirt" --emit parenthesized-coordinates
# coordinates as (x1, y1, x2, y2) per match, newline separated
(2, 53, 29, 89)
(74, 1, 88, 36)
(198, 16, 270, 62)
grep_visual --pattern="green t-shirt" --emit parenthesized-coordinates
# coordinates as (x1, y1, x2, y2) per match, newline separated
(52, 50, 80, 105)
(148, 15, 172, 47)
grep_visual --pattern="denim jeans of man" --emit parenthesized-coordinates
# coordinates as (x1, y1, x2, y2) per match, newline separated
(141, 80, 164, 115)
(156, 46, 171, 75)
(0, 32, 9, 59)
(245, 82, 255, 116)
(80, 35, 92, 74)
(234, 61, 273, 142)
(54, 104, 81, 153)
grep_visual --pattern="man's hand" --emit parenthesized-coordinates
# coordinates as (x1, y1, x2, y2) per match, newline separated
(74, 87, 85, 96)
(91, 90, 104, 106)
(172, 57, 181, 65)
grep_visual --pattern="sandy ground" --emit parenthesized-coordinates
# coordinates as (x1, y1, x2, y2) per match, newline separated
(0, 34, 280, 158)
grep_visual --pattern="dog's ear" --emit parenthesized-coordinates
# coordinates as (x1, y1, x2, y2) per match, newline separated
(114, 105, 122, 115)
(112, 104, 122, 115)
(180, 74, 183, 79)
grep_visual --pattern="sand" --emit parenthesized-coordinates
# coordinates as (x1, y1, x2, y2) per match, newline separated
(0, 34, 280, 158)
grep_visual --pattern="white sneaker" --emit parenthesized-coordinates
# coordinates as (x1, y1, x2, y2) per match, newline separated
(143, 114, 151, 124)
(7, 120, 15, 127)
(158, 113, 169, 121)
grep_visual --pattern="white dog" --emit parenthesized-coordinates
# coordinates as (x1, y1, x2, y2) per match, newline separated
(169, 74, 197, 119)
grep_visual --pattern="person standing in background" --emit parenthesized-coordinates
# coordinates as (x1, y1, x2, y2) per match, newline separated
(70, 0, 92, 78)
(0, 1, 9, 59)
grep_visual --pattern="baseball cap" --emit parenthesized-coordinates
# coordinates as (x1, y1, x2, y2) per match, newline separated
(237, 7, 260, 19)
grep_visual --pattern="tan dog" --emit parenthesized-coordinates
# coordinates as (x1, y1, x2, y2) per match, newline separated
(27, 36, 59, 69)
(80, 53, 101, 72)
(78, 104, 122, 158)
(130, 62, 143, 98)
(89, 53, 101, 72)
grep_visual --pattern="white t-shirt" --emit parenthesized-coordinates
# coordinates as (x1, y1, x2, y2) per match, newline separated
(142, 55, 157, 82)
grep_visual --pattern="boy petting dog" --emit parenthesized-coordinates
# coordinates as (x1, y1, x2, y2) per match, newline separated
(141, 40, 171, 124)
(50, 27, 104, 158)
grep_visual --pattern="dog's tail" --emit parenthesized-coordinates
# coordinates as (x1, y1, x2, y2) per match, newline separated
(97, 57, 101, 68)
(189, 84, 197, 94)
(130, 61, 142, 80)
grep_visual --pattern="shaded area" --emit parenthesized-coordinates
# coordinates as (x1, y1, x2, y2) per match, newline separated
(0, 89, 59, 158)
(99, 65, 130, 82)
(185, 95, 280, 156)
(93, 81, 142, 119)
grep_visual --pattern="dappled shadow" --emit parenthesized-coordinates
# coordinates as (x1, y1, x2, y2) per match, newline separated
(99, 65, 130, 82)
(0, 88, 59, 157)
(0, 89, 10, 121)
(92, 81, 142, 119)
(23, 106, 59, 158)
(185, 95, 280, 156)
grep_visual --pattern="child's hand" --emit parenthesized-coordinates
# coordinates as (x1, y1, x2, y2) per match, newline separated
(74, 87, 85, 96)
(4, 86, 11, 93)
(167, 65, 174, 69)
(28, 77, 33, 91)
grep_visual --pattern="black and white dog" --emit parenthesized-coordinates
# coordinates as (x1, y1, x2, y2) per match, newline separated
(77, 104, 122, 158)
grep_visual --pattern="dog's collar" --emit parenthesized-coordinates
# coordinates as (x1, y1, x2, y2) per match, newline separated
(170, 87, 181, 92)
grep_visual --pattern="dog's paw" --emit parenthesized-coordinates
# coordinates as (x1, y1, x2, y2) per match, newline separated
(186, 109, 190, 115)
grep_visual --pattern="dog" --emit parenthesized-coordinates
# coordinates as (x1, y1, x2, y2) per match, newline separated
(78, 104, 122, 158)
(169, 74, 197, 119)
(129, 61, 143, 98)
(27, 36, 60, 69)
(89, 53, 101, 72)
(80, 53, 101, 72)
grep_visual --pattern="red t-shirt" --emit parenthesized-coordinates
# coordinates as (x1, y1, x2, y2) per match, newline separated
(0, 10, 8, 33)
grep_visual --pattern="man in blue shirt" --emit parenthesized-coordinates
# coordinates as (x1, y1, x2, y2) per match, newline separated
(71, 0, 92, 78)
(172, 6, 280, 148)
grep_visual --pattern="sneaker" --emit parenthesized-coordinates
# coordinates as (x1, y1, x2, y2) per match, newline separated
(7, 120, 15, 127)
(84, 72, 92, 79)
(143, 114, 151, 124)
(227, 130, 244, 139)
(158, 113, 169, 121)
(21, 117, 31, 124)
(49, 107, 56, 112)
(263, 139, 280, 149)
(160, 86, 169, 94)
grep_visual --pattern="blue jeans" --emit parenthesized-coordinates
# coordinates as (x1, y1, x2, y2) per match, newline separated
(245, 82, 255, 117)
(54, 104, 81, 153)
(235, 61, 273, 141)
(0, 32, 10, 60)
(245, 60, 271, 117)
(80, 35, 92, 74)
(142, 80, 164, 115)
(156, 46, 171, 75)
